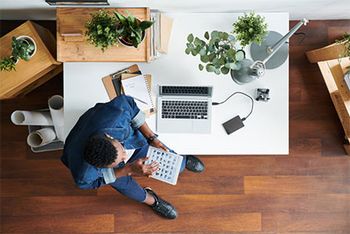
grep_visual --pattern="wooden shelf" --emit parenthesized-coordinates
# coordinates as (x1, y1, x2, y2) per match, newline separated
(306, 42, 346, 63)
(56, 8, 151, 62)
(0, 21, 62, 100)
(317, 57, 350, 154)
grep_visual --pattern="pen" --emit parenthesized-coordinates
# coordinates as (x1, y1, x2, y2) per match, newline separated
(132, 96, 148, 105)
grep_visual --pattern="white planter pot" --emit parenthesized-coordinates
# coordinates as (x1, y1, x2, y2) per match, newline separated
(16, 35, 37, 59)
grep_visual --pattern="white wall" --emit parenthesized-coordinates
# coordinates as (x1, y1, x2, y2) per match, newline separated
(0, 0, 349, 20)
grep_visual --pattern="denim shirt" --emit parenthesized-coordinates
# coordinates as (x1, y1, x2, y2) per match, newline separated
(61, 95, 147, 190)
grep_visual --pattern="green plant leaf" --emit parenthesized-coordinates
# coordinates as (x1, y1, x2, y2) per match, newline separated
(185, 48, 191, 54)
(214, 68, 221, 75)
(228, 34, 235, 41)
(206, 64, 215, 72)
(211, 31, 219, 39)
(140, 20, 154, 31)
(191, 49, 198, 56)
(229, 63, 237, 69)
(199, 64, 204, 71)
(208, 53, 216, 61)
(114, 12, 127, 24)
(221, 67, 230, 74)
(223, 32, 229, 40)
(200, 55, 209, 63)
(199, 48, 207, 56)
(204, 31, 209, 40)
(187, 34, 194, 43)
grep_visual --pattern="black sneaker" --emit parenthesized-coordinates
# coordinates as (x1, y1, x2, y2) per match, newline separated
(185, 155, 205, 173)
(144, 187, 177, 219)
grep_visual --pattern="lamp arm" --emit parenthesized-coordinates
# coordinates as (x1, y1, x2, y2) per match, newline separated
(262, 18, 308, 64)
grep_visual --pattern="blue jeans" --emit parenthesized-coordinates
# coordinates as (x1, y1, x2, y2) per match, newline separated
(109, 144, 187, 202)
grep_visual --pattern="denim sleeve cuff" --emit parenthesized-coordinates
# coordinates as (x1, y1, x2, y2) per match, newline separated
(131, 110, 145, 129)
(101, 168, 116, 184)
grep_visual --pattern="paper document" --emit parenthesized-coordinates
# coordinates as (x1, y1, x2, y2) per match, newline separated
(121, 75, 154, 111)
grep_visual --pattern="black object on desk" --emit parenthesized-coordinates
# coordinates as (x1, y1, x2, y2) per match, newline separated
(222, 115, 245, 135)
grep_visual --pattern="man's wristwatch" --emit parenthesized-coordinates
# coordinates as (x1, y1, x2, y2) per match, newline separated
(146, 134, 158, 143)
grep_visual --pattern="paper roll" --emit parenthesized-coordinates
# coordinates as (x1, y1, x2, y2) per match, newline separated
(48, 95, 65, 142)
(11, 110, 53, 126)
(27, 127, 56, 147)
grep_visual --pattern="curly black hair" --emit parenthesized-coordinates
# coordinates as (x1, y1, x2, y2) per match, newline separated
(84, 135, 118, 168)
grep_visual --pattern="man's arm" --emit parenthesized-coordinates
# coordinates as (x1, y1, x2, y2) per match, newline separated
(138, 122, 168, 151)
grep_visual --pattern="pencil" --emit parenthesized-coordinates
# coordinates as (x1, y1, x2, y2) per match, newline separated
(132, 96, 148, 105)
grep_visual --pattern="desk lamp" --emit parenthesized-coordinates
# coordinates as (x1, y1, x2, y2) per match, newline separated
(231, 18, 308, 84)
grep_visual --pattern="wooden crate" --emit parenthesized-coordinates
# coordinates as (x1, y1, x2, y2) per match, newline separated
(0, 21, 62, 100)
(317, 57, 350, 154)
(56, 8, 151, 62)
(306, 42, 347, 63)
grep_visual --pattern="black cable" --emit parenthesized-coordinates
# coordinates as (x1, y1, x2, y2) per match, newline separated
(212, 91, 254, 121)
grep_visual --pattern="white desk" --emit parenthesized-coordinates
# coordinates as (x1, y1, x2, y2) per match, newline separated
(64, 12, 289, 155)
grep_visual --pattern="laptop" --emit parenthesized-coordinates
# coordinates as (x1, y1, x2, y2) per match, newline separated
(156, 85, 213, 133)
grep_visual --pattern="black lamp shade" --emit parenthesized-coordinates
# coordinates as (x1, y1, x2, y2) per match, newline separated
(45, 0, 109, 6)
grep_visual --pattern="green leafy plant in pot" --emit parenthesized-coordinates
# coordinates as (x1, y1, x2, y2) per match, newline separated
(0, 36, 36, 72)
(114, 12, 154, 48)
(336, 32, 350, 57)
(232, 12, 268, 47)
(185, 31, 245, 75)
(85, 10, 119, 52)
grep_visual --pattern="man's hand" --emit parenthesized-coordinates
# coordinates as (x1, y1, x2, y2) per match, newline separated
(150, 138, 168, 151)
(128, 157, 159, 177)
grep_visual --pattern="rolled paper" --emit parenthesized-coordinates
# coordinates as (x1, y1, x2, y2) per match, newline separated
(11, 110, 53, 126)
(27, 127, 56, 147)
(48, 95, 65, 142)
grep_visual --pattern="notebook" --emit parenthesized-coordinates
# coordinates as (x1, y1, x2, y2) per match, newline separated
(145, 146, 183, 185)
(101, 65, 155, 115)
(121, 74, 155, 113)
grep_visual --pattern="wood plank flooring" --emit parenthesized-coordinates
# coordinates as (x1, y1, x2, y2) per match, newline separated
(1, 20, 349, 233)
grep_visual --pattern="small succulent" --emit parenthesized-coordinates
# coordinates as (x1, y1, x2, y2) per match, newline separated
(232, 12, 268, 47)
(114, 12, 154, 48)
(0, 56, 17, 71)
(336, 32, 350, 57)
(185, 31, 245, 75)
(85, 10, 119, 52)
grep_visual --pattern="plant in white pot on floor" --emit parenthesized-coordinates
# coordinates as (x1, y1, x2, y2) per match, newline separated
(0, 36, 36, 71)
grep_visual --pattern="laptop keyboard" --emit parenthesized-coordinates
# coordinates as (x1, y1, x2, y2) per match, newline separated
(160, 86, 210, 96)
(161, 100, 208, 119)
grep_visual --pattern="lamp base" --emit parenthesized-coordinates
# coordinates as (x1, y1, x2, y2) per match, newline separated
(230, 59, 258, 85)
(250, 31, 289, 69)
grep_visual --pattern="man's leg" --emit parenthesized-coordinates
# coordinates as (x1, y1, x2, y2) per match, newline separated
(109, 144, 177, 219)
(164, 144, 204, 173)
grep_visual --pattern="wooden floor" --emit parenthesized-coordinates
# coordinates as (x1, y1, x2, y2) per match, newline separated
(1, 20, 350, 233)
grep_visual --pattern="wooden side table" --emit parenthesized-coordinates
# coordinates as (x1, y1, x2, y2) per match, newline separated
(0, 21, 62, 100)
(56, 7, 151, 62)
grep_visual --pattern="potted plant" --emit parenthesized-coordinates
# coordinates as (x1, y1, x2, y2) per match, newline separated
(0, 36, 36, 72)
(306, 32, 350, 63)
(85, 10, 119, 52)
(114, 12, 154, 48)
(185, 31, 245, 75)
(232, 12, 268, 47)
(336, 32, 350, 57)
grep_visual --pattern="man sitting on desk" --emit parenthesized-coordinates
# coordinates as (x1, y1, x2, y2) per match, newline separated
(61, 95, 204, 219)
